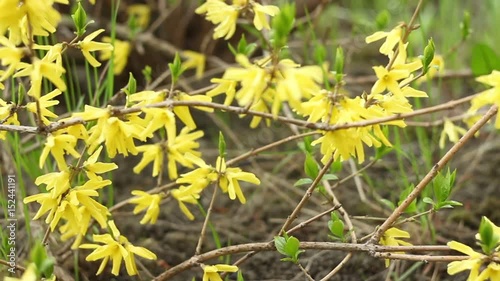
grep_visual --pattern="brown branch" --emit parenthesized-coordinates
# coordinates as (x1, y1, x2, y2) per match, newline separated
(369, 105, 498, 244)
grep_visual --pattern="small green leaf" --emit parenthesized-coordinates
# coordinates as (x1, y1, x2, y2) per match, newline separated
(218, 131, 226, 157)
(478, 217, 499, 254)
(471, 43, 500, 76)
(142, 65, 152, 84)
(294, 178, 313, 187)
(422, 38, 435, 75)
(271, 3, 295, 49)
(321, 174, 338, 181)
(72, 2, 89, 36)
(334, 47, 344, 83)
(304, 153, 319, 179)
(460, 11, 472, 41)
(380, 198, 395, 210)
(398, 185, 417, 213)
(314, 42, 327, 65)
(237, 270, 245, 281)
(328, 220, 345, 238)
(375, 10, 391, 30)
(169, 52, 183, 84)
(284, 236, 300, 256)
(123, 72, 136, 96)
(422, 197, 435, 206)
(274, 236, 287, 256)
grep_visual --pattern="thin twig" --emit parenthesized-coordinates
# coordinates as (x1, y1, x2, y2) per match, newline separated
(369, 105, 498, 244)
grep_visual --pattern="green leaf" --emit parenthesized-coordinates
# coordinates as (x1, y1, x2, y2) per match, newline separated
(380, 198, 395, 210)
(123, 72, 136, 97)
(274, 236, 287, 256)
(321, 174, 338, 181)
(237, 270, 245, 281)
(169, 52, 183, 84)
(271, 3, 295, 49)
(72, 2, 89, 36)
(294, 178, 313, 187)
(422, 38, 435, 75)
(471, 43, 500, 76)
(478, 217, 499, 254)
(422, 197, 435, 206)
(398, 185, 417, 213)
(218, 132, 226, 158)
(142, 65, 152, 84)
(314, 42, 327, 65)
(284, 236, 300, 256)
(304, 153, 319, 179)
(460, 11, 472, 40)
(375, 10, 391, 30)
(328, 220, 344, 238)
(334, 47, 344, 83)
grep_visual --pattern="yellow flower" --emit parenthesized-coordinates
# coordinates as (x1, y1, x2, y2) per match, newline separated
(80, 221, 157, 276)
(251, 2, 280, 30)
(14, 58, 66, 99)
(196, 0, 239, 40)
(39, 132, 80, 171)
(469, 70, 500, 128)
(365, 25, 403, 55)
(370, 66, 409, 96)
(171, 185, 203, 220)
(74, 106, 144, 158)
(477, 262, 500, 281)
(82, 146, 119, 180)
(181, 50, 206, 79)
(0, 97, 20, 140)
(34, 169, 71, 198)
(4, 263, 37, 281)
(127, 4, 151, 29)
(68, 179, 112, 228)
(100, 37, 132, 75)
(0, 35, 25, 80)
(447, 241, 485, 280)
(202, 264, 239, 281)
(416, 55, 445, 84)
(77, 29, 113, 67)
(166, 127, 204, 179)
(216, 156, 260, 204)
(26, 89, 61, 124)
(139, 107, 176, 140)
(379, 227, 412, 267)
(207, 78, 237, 106)
(439, 119, 467, 149)
(129, 190, 162, 224)
(172, 92, 213, 130)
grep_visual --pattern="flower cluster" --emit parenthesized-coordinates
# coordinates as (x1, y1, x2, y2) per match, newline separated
(447, 217, 500, 280)
(196, 0, 280, 39)
(172, 154, 260, 220)
(469, 70, 500, 128)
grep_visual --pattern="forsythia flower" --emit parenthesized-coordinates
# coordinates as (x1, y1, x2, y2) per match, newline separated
(26, 89, 61, 124)
(77, 29, 114, 67)
(216, 156, 260, 204)
(252, 3, 280, 30)
(0, 98, 20, 140)
(39, 132, 80, 171)
(181, 50, 206, 79)
(196, 0, 279, 40)
(171, 185, 203, 220)
(439, 119, 467, 149)
(73, 106, 145, 158)
(134, 127, 204, 179)
(4, 263, 37, 281)
(196, 0, 239, 40)
(14, 57, 67, 99)
(81, 146, 119, 180)
(172, 92, 213, 130)
(202, 264, 239, 281)
(379, 227, 412, 267)
(365, 25, 403, 55)
(129, 190, 162, 224)
(80, 221, 157, 276)
(0, 36, 25, 80)
(447, 217, 500, 281)
(370, 66, 410, 96)
(127, 4, 151, 29)
(468, 70, 500, 128)
(100, 37, 132, 75)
